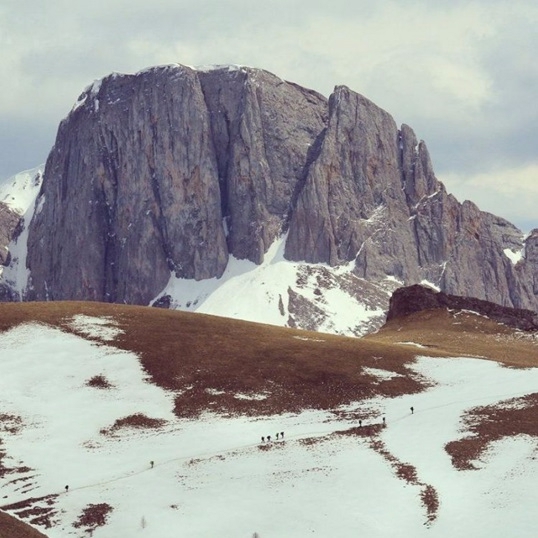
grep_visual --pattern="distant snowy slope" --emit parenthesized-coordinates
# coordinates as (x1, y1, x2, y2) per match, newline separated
(0, 166, 43, 215)
(1, 315, 538, 537)
(0, 166, 43, 296)
(152, 236, 395, 336)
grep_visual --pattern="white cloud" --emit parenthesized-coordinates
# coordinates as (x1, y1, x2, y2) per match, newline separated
(0, 0, 537, 231)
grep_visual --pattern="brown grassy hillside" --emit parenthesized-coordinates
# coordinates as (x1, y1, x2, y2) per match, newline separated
(366, 307, 538, 367)
(0, 511, 48, 538)
(0, 301, 426, 417)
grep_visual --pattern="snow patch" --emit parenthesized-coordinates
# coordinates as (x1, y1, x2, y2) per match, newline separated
(420, 279, 441, 292)
(503, 248, 524, 265)
(67, 315, 124, 341)
(0, 166, 43, 214)
(363, 367, 404, 380)
(396, 341, 427, 348)
(152, 235, 386, 337)
(293, 335, 325, 342)
(234, 392, 269, 401)
(2, 326, 538, 537)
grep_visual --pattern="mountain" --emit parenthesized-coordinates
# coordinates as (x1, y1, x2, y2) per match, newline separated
(1, 64, 537, 335)
(1, 300, 538, 537)
(0, 167, 43, 302)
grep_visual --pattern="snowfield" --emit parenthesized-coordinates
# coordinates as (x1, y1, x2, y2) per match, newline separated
(1, 318, 538, 537)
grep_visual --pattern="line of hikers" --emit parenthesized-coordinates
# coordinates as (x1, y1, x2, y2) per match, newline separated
(261, 431, 285, 443)
(64, 408, 415, 493)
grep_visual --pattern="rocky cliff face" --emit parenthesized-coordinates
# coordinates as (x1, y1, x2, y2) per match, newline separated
(11, 63, 538, 315)
(0, 202, 20, 267)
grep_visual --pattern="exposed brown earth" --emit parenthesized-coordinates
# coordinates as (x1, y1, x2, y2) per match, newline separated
(445, 393, 538, 470)
(0, 511, 49, 538)
(72, 503, 113, 535)
(99, 413, 167, 436)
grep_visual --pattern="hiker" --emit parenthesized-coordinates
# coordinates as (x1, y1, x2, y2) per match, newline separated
(276, 433, 280, 440)
(281, 431, 284, 439)
(267, 435, 271, 442)
(410, 406, 414, 414)
(65, 485, 69, 493)
(150, 460, 154, 469)
(359, 419, 362, 427)
(261, 436, 265, 443)
(382, 417, 386, 426)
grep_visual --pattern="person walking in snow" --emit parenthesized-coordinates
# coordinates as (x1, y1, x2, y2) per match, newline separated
(280, 431, 284, 439)
(410, 406, 414, 414)
(276, 433, 280, 440)
(261, 436, 265, 443)
(267, 435, 271, 442)
(382, 417, 386, 426)
(150, 460, 154, 469)
(359, 420, 362, 427)
(65, 485, 69, 493)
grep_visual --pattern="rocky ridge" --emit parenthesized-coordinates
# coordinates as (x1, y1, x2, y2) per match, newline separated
(387, 284, 538, 332)
(0, 63, 536, 325)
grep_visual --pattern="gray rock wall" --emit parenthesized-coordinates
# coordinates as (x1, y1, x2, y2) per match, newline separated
(23, 64, 538, 313)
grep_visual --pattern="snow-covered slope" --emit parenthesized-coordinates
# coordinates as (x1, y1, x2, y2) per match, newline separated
(0, 166, 43, 215)
(0, 166, 43, 294)
(152, 236, 397, 336)
(1, 315, 538, 538)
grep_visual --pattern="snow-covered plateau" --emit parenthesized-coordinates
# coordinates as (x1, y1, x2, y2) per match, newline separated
(1, 316, 538, 538)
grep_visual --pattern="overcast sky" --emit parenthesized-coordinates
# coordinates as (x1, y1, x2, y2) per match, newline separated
(1, 0, 536, 231)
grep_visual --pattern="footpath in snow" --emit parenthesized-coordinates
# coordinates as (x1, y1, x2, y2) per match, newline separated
(1, 319, 538, 537)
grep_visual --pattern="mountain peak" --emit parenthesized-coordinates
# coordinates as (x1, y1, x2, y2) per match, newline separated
(0, 64, 536, 332)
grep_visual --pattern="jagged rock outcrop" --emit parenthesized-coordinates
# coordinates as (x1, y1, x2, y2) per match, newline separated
(18, 64, 538, 314)
(0, 202, 21, 266)
(285, 86, 421, 282)
(198, 67, 327, 263)
(27, 66, 231, 303)
(387, 284, 538, 332)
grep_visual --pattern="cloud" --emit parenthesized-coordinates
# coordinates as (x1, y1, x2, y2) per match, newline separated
(0, 0, 536, 231)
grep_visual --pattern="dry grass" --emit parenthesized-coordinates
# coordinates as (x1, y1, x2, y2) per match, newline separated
(0, 301, 425, 417)
(99, 413, 167, 436)
(1, 301, 537, 538)
(0, 511, 49, 538)
(366, 308, 538, 368)
(72, 503, 113, 535)
(85, 375, 113, 389)
(445, 393, 538, 470)
(0, 495, 57, 531)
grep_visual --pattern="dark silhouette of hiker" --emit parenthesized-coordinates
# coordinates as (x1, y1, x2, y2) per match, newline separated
(382, 417, 386, 426)
(150, 460, 154, 469)
(267, 435, 271, 442)
(410, 406, 414, 414)
(261, 436, 265, 443)
(281, 431, 284, 439)
(359, 420, 362, 427)
(276, 433, 280, 440)
(65, 485, 69, 493)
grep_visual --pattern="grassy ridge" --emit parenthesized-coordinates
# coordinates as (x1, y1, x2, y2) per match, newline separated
(0, 301, 425, 416)
(367, 308, 538, 367)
